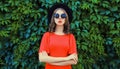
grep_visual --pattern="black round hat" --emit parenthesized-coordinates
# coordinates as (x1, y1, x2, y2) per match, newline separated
(47, 3, 73, 24)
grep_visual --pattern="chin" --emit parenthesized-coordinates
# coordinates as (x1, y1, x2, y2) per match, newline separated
(56, 23, 64, 25)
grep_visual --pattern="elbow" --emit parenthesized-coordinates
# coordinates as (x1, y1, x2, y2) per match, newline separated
(38, 53, 45, 62)
(39, 57, 42, 62)
(39, 56, 45, 62)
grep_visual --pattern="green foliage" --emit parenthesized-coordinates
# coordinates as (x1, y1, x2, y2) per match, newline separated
(0, 0, 120, 69)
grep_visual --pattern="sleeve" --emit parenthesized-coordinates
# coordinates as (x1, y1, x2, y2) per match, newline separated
(38, 32, 50, 54)
(68, 34, 77, 54)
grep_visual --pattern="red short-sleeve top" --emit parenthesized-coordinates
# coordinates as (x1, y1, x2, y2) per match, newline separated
(38, 32, 77, 69)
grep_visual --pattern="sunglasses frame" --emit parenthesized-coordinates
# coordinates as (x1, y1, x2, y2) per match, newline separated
(54, 13, 67, 19)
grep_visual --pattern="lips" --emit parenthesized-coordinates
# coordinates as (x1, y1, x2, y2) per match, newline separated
(58, 21, 62, 23)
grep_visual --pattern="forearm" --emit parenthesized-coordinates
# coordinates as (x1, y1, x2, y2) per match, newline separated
(49, 59, 77, 66)
(39, 53, 67, 63)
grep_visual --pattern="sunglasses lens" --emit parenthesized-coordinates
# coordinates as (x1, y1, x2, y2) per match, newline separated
(54, 14, 59, 18)
(61, 14, 66, 18)
(54, 13, 66, 18)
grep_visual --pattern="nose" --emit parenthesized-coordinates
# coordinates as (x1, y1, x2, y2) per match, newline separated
(58, 18, 62, 20)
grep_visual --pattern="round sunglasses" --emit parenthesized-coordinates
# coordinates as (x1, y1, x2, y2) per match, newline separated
(54, 13, 67, 18)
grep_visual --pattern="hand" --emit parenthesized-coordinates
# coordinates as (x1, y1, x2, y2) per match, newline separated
(39, 51, 49, 62)
(41, 51, 48, 56)
(67, 53, 78, 62)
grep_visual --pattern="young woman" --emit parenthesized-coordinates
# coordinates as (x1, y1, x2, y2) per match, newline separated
(38, 3, 78, 69)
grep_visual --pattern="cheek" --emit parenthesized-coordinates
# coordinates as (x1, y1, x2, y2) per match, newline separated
(62, 19, 65, 22)
(54, 19, 58, 23)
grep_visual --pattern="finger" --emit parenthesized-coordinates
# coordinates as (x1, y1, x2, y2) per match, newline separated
(75, 55, 78, 61)
(73, 59, 77, 64)
(72, 56, 77, 62)
(73, 56, 78, 62)
(74, 61, 77, 64)
(41, 51, 48, 55)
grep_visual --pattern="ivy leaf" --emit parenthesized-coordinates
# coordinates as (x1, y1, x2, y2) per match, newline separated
(109, 30, 119, 35)
(110, 6, 118, 12)
(0, 30, 9, 37)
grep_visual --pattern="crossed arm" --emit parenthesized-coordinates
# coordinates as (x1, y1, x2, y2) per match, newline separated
(38, 51, 78, 66)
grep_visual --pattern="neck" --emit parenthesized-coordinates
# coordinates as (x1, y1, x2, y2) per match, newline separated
(55, 25, 64, 34)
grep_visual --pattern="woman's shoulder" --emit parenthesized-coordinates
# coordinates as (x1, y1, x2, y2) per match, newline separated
(43, 32, 50, 36)
(41, 32, 51, 38)
(69, 33, 74, 36)
(68, 33, 76, 39)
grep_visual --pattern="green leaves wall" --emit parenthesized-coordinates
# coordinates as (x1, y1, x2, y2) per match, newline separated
(0, 0, 120, 69)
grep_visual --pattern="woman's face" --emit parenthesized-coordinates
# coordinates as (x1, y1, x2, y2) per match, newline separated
(54, 9, 66, 26)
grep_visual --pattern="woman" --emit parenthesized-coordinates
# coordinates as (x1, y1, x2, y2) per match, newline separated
(38, 3, 78, 69)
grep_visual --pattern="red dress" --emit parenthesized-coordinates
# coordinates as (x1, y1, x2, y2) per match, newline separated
(39, 32, 77, 69)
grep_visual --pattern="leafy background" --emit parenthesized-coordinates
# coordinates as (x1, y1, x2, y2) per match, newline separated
(0, 0, 120, 69)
